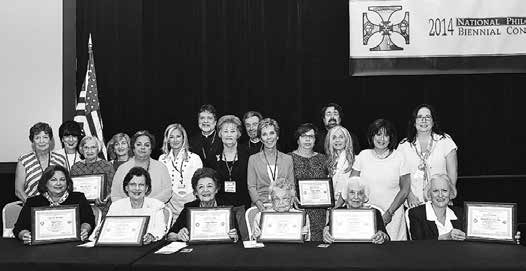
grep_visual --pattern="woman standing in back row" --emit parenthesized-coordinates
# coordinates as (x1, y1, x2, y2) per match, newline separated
(398, 104, 458, 208)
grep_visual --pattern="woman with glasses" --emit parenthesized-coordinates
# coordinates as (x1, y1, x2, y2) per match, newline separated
(289, 123, 328, 241)
(398, 104, 458, 208)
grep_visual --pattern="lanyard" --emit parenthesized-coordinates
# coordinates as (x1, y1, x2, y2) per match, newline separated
(223, 151, 238, 182)
(171, 158, 185, 183)
(65, 151, 77, 171)
(263, 150, 279, 182)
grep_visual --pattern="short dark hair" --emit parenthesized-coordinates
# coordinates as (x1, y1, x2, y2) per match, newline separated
(294, 123, 319, 142)
(242, 111, 263, 122)
(59, 120, 83, 139)
(37, 165, 73, 194)
(198, 104, 217, 121)
(191, 167, 221, 192)
(320, 103, 344, 120)
(367, 119, 398, 151)
(29, 122, 54, 142)
(122, 167, 152, 196)
(131, 130, 156, 151)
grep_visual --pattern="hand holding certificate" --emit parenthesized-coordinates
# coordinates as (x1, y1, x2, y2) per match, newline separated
(187, 207, 233, 243)
(95, 216, 149, 246)
(465, 202, 517, 243)
(329, 209, 376, 242)
(72, 174, 105, 202)
(297, 179, 334, 208)
(31, 205, 80, 245)
(259, 211, 305, 243)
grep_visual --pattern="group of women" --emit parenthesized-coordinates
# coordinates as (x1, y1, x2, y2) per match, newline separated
(13, 104, 466, 244)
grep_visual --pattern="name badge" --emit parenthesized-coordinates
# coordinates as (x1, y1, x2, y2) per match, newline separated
(224, 181, 236, 193)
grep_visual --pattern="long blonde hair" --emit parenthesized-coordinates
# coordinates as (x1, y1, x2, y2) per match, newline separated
(161, 123, 190, 162)
(325, 125, 354, 175)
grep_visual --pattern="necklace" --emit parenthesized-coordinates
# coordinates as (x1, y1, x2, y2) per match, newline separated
(35, 151, 51, 172)
(373, 149, 391, 159)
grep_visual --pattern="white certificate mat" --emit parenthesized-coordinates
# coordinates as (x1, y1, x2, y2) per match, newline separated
(298, 179, 334, 208)
(330, 209, 376, 242)
(188, 207, 232, 243)
(259, 211, 305, 243)
(465, 202, 516, 243)
(72, 174, 105, 201)
(31, 205, 80, 245)
(96, 216, 149, 246)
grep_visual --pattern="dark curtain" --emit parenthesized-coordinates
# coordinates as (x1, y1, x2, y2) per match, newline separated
(76, 0, 526, 176)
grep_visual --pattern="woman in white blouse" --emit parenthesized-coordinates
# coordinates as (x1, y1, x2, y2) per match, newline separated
(324, 125, 354, 203)
(106, 167, 167, 244)
(398, 104, 458, 208)
(352, 119, 410, 241)
(159, 123, 203, 219)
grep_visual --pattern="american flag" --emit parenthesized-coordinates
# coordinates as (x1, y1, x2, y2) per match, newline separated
(74, 34, 107, 159)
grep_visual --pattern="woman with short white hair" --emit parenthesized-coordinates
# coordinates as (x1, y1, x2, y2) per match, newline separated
(408, 174, 465, 240)
(323, 177, 389, 244)
(70, 135, 115, 214)
(251, 178, 310, 241)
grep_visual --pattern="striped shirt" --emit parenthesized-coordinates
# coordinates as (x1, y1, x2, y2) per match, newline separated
(18, 152, 61, 197)
(51, 148, 81, 172)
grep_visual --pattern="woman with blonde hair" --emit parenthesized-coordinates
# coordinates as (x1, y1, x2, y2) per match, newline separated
(159, 123, 203, 219)
(324, 125, 354, 203)
(106, 133, 132, 171)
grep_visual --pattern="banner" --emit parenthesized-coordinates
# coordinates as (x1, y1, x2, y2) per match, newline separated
(349, 0, 526, 75)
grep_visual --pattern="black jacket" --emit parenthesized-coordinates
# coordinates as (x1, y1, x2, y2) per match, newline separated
(409, 204, 464, 240)
(13, 192, 95, 239)
(169, 195, 236, 233)
(205, 144, 251, 209)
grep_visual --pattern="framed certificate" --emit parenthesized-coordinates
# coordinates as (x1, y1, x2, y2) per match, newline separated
(297, 178, 335, 208)
(31, 205, 80, 245)
(330, 209, 376, 242)
(72, 174, 105, 202)
(95, 216, 150, 246)
(259, 211, 305, 243)
(187, 207, 233, 243)
(464, 202, 517, 243)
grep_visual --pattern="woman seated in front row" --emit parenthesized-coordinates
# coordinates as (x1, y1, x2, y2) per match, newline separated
(408, 174, 466, 241)
(323, 177, 389, 244)
(252, 179, 311, 241)
(167, 167, 239, 242)
(14, 165, 95, 245)
(104, 167, 166, 244)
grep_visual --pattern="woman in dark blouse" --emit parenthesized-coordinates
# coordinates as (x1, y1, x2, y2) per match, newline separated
(289, 123, 329, 241)
(14, 165, 95, 245)
(206, 115, 250, 240)
(166, 168, 238, 242)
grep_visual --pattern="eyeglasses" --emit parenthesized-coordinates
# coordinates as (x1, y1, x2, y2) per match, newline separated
(300, 134, 315, 139)
(416, 115, 432, 121)
(128, 183, 146, 189)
